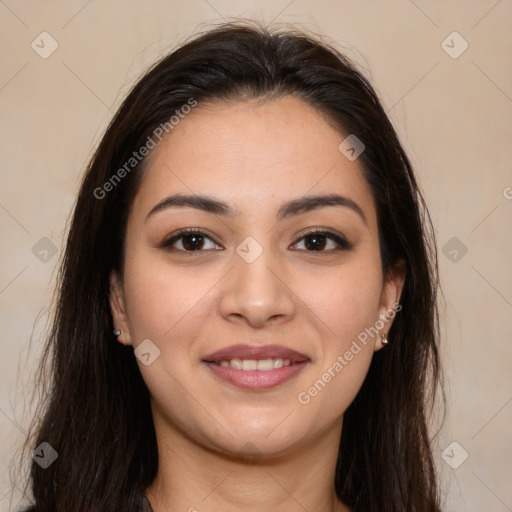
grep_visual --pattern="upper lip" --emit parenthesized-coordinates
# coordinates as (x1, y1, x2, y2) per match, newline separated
(203, 344, 310, 363)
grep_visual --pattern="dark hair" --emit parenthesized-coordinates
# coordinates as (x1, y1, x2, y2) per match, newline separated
(13, 20, 444, 512)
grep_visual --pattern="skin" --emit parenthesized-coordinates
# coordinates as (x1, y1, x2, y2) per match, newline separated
(109, 95, 405, 512)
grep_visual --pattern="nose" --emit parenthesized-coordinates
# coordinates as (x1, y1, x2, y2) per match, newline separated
(219, 245, 296, 329)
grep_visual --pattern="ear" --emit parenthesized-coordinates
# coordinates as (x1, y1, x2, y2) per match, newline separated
(109, 270, 133, 346)
(374, 260, 406, 351)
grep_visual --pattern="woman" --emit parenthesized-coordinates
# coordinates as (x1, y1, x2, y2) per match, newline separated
(15, 21, 444, 512)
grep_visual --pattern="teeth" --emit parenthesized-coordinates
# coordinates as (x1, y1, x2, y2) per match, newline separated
(255, 359, 273, 371)
(273, 358, 283, 369)
(216, 358, 293, 370)
(242, 359, 257, 370)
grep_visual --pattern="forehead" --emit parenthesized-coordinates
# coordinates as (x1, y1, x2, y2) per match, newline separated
(133, 96, 377, 227)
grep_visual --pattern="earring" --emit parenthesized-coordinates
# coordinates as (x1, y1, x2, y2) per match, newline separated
(113, 329, 130, 346)
(381, 332, 389, 345)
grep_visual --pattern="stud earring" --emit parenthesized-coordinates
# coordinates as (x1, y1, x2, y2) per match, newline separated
(381, 332, 389, 345)
(113, 329, 130, 346)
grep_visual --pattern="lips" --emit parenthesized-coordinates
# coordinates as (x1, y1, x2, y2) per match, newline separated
(202, 344, 310, 390)
(202, 344, 309, 364)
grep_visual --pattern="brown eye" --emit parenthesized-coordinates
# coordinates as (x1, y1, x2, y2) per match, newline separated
(292, 229, 352, 252)
(181, 233, 205, 251)
(161, 229, 223, 252)
(303, 233, 328, 251)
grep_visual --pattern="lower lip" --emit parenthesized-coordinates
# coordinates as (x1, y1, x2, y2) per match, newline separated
(203, 361, 309, 390)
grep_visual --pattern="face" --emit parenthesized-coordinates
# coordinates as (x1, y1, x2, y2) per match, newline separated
(110, 95, 404, 457)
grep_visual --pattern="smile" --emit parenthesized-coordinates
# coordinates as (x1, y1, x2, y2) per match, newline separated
(214, 358, 292, 370)
(203, 359, 309, 390)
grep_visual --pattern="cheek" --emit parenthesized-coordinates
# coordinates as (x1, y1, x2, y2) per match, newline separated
(122, 245, 219, 356)
(296, 258, 383, 347)
(291, 256, 383, 410)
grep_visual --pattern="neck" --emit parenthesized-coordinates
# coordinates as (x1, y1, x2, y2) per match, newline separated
(145, 410, 351, 512)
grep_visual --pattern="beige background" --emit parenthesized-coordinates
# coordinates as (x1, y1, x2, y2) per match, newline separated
(1, 1, 511, 511)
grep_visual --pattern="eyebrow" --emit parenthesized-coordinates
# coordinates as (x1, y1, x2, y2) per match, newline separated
(145, 193, 367, 225)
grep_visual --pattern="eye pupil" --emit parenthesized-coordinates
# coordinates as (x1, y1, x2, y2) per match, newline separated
(183, 234, 204, 250)
(305, 234, 326, 251)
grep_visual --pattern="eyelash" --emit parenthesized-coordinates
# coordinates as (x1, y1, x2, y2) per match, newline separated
(160, 227, 353, 254)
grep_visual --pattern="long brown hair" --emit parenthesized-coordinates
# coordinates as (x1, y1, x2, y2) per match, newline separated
(13, 20, 445, 512)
